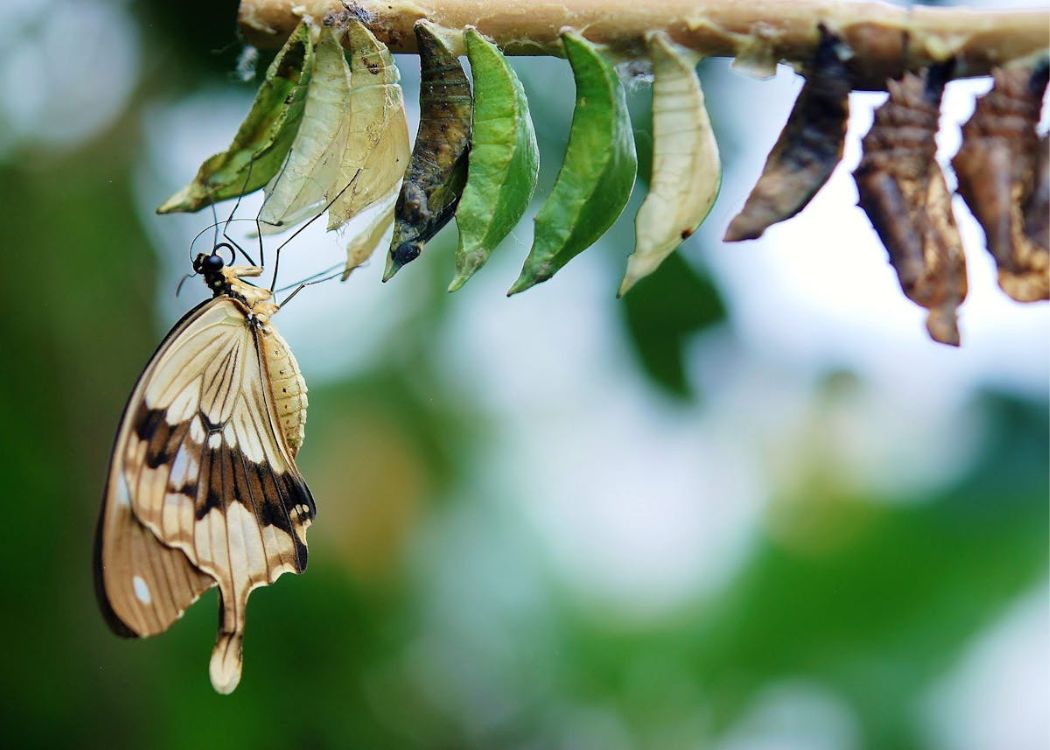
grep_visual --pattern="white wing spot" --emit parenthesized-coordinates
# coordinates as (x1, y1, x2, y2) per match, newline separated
(190, 416, 206, 444)
(208, 433, 222, 449)
(115, 471, 131, 507)
(132, 575, 152, 604)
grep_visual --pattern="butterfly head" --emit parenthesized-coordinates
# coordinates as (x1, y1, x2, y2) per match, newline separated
(193, 250, 229, 293)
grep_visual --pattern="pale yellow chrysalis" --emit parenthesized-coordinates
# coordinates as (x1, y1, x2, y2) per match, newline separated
(621, 32, 721, 296)
(327, 20, 411, 230)
(259, 26, 351, 233)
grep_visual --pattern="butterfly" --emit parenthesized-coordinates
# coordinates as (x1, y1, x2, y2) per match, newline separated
(94, 247, 314, 694)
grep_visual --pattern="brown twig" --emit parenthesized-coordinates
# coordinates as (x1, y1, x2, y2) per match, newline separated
(239, 0, 1049, 89)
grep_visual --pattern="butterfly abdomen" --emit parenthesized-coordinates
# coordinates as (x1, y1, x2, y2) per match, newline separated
(259, 326, 308, 456)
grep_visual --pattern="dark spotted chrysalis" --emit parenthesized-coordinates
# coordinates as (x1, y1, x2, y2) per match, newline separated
(385, 19, 473, 280)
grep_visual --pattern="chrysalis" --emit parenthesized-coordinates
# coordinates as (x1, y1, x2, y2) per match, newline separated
(327, 18, 411, 231)
(384, 20, 473, 281)
(342, 194, 397, 279)
(853, 64, 968, 346)
(952, 60, 1049, 302)
(1024, 133, 1049, 253)
(509, 30, 637, 295)
(724, 25, 852, 242)
(158, 21, 314, 214)
(620, 31, 720, 297)
(450, 27, 540, 292)
(259, 23, 352, 232)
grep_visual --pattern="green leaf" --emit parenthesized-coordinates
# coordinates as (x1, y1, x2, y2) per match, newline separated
(157, 21, 314, 214)
(448, 28, 540, 292)
(384, 20, 473, 282)
(327, 19, 411, 230)
(621, 252, 725, 399)
(620, 32, 721, 297)
(258, 25, 351, 232)
(508, 30, 637, 295)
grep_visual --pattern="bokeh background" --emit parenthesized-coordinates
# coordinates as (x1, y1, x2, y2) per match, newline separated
(0, 0, 1046, 748)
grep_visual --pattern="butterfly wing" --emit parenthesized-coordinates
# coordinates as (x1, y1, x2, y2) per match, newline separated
(96, 300, 222, 638)
(95, 296, 315, 693)
(93, 473, 215, 638)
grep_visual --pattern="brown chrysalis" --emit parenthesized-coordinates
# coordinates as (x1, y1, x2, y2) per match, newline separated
(724, 25, 852, 242)
(1023, 133, 1049, 254)
(952, 60, 1049, 302)
(853, 64, 968, 346)
(384, 20, 473, 281)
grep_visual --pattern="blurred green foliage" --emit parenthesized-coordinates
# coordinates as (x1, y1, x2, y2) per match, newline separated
(621, 252, 726, 400)
(0, 2, 1045, 749)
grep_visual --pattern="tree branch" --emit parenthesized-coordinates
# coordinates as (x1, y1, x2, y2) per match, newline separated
(238, 0, 1049, 89)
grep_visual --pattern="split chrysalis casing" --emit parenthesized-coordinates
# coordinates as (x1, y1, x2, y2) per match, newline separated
(853, 64, 968, 346)
(953, 60, 1049, 302)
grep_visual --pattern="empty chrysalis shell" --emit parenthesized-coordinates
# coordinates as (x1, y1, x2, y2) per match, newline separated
(384, 20, 473, 282)
(1023, 133, 1049, 254)
(854, 65, 968, 347)
(158, 21, 314, 214)
(724, 25, 852, 242)
(953, 60, 1049, 302)
(620, 31, 720, 297)
(509, 30, 637, 295)
(342, 195, 397, 280)
(259, 24, 352, 233)
(449, 27, 540, 292)
(327, 18, 411, 231)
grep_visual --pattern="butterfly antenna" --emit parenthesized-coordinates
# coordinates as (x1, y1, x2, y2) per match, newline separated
(190, 218, 264, 260)
(274, 262, 344, 293)
(225, 157, 254, 234)
(277, 267, 346, 309)
(269, 169, 361, 293)
(188, 208, 220, 267)
(218, 231, 257, 267)
(255, 148, 302, 266)
(212, 159, 259, 266)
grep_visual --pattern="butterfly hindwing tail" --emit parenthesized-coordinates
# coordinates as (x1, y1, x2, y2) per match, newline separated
(97, 287, 315, 693)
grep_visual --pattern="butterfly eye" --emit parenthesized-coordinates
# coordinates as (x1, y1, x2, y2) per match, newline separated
(204, 253, 226, 270)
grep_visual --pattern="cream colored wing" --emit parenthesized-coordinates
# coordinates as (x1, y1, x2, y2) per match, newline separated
(95, 296, 315, 694)
(93, 475, 214, 638)
(96, 299, 223, 639)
